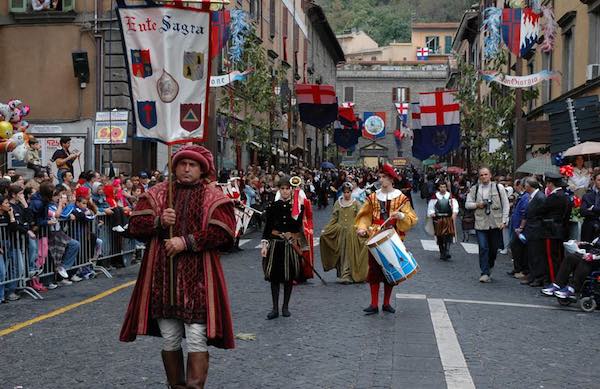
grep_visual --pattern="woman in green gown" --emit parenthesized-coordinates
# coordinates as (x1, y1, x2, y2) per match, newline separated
(320, 183, 368, 283)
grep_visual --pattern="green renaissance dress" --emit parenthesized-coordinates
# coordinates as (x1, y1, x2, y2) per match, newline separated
(319, 198, 369, 283)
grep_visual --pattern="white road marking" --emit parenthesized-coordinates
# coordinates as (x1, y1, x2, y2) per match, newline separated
(421, 239, 440, 252)
(427, 298, 476, 389)
(460, 243, 479, 254)
(395, 293, 578, 312)
(443, 298, 565, 311)
(395, 293, 427, 300)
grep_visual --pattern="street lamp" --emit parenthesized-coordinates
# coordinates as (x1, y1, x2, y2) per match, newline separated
(272, 128, 283, 170)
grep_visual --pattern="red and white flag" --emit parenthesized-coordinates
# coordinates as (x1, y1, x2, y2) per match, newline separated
(410, 102, 421, 130)
(295, 84, 337, 104)
(394, 102, 409, 116)
(419, 90, 460, 127)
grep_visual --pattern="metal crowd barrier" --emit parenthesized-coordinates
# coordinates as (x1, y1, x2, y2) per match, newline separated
(0, 213, 142, 301)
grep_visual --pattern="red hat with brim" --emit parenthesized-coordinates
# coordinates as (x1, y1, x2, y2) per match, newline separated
(380, 163, 400, 181)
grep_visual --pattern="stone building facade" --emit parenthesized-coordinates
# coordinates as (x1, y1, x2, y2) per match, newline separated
(336, 25, 456, 166)
(336, 63, 449, 166)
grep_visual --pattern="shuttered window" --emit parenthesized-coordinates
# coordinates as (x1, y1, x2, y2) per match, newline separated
(392, 87, 410, 102)
(344, 87, 354, 103)
(269, 0, 276, 39)
(282, 9, 288, 62)
(293, 22, 299, 53)
(444, 36, 453, 54)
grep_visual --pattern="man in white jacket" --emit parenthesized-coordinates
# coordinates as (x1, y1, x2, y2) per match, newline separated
(465, 167, 510, 282)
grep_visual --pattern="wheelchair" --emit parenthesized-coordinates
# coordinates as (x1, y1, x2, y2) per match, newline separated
(556, 271, 600, 313)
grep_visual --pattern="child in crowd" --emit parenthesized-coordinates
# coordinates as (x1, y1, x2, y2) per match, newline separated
(25, 137, 49, 177)
(72, 196, 102, 280)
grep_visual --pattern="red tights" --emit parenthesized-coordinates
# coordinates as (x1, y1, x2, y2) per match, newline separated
(369, 283, 393, 307)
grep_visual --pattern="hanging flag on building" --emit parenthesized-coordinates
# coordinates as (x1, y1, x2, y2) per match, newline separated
(296, 83, 338, 128)
(362, 112, 386, 140)
(410, 102, 421, 130)
(338, 104, 356, 127)
(117, 4, 211, 144)
(394, 102, 409, 125)
(411, 90, 460, 161)
(334, 125, 360, 149)
(210, 9, 231, 59)
(501, 7, 540, 57)
(417, 47, 429, 60)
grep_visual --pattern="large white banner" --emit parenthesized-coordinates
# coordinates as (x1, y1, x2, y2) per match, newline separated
(118, 5, 211, 144)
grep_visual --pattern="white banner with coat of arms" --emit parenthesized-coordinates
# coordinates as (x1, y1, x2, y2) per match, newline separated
(117, 5, 211, 144)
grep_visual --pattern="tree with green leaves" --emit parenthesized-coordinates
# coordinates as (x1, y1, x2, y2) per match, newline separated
(454, 54, 514, 174)
(219, 33, 285, 167)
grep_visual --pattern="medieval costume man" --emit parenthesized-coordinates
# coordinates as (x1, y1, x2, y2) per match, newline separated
(120, 146, 236, 389)
(355, 164, 418, 315)
(320, 182, 369, 283)
(426, 180, 459, 260)
(261, 176, 304, 319)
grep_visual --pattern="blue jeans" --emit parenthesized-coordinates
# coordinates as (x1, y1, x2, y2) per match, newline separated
(476, 228, 503, 276)
(62, 239, 80, 269)
(28, 236, 38, 273)
(5, 248, 25, 294)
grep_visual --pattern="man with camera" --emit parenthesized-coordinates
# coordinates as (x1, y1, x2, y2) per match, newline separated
(466, 167, 510, 282)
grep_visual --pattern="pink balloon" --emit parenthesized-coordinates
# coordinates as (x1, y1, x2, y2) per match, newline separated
(20, 105, 30, 116)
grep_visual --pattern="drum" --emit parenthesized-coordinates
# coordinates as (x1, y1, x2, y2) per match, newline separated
(367, 228, 419, 285)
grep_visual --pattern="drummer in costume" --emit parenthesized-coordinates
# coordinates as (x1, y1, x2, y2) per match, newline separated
(260, 176, 304, 320)
(356, 164, 418, 315)
(320, 182, 369, 283)
(426, 180, 459, 260)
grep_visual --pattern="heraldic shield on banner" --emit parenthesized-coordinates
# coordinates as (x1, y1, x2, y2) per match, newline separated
(131, 49, 152, 78)
(137, 101, 157, 129)
(183, 52, 204, 81)
(180, 104, 202, 132)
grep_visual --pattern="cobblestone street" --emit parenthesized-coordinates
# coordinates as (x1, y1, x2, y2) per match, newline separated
(1, 196, 600, 389)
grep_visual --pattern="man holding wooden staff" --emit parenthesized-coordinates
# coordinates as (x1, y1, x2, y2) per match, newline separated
(120, 145, 236, 389)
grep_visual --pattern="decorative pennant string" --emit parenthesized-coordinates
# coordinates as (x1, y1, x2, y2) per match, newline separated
(482, 7, 502, 60)
(229, 9, 251, 66)
(540, 6, 558, 53)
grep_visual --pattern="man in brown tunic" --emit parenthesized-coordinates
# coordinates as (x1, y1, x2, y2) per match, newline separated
(120, 145, 236, 388)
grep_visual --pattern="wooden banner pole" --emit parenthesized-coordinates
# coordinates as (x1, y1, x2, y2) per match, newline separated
(168, 144, 175, 306)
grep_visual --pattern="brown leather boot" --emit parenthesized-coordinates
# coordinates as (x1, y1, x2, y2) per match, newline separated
(161, 349, 186, 389)
(186, 352, 209, 389)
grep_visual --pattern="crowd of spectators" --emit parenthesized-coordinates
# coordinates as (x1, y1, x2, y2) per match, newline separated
(0, 159, 167, 304)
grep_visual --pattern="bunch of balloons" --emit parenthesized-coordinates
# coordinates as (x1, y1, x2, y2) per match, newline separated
(0, 99, 30, 160)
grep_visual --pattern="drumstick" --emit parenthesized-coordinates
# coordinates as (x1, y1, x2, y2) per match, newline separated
(381, 216, 394, 227)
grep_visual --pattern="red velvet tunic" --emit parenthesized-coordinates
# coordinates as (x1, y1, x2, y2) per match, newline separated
(120, 181, 237, 349)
